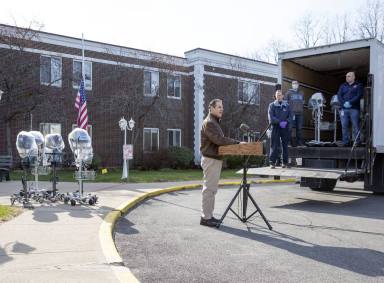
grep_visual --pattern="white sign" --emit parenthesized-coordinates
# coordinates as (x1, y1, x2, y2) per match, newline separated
(123, 144, 133, 160)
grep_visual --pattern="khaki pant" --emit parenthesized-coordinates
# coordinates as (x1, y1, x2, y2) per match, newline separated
(201, 156, 223, 219)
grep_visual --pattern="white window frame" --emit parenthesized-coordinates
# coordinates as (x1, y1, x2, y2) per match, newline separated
(71, 124, 93, 139)
(73, 60, 92, 90)
(40, 55, 62, 87)
(167, 129, 181, 147)
(143, 70, 159, 97)
(167, 75, 181, 99)
(238, 80, 260, 105)
(39, 123, 62, 136)
(143, 128, 159, 152)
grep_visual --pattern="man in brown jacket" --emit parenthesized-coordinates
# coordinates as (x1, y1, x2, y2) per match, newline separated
(200, 98, 239, 227)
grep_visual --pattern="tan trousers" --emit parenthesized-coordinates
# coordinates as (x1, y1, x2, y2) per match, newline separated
(201, 156, 223, 219)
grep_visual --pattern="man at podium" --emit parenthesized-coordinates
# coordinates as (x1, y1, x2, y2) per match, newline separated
(200, 98, 239, 227)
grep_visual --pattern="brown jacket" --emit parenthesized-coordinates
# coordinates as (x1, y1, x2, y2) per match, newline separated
(200, 114, 238, 160)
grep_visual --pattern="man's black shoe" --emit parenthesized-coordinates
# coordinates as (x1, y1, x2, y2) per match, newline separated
(211, 216, 221, 223)
(200, 217, 219, 227)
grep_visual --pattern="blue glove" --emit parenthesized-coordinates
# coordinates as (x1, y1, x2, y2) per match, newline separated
(279, 121, 288, 129)
(343, 101, 351, 108)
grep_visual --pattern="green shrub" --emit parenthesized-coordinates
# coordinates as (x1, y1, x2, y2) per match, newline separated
(167, 146, 194, 169)
(142, 149, 170, 170)
(140, 147, 194, 170)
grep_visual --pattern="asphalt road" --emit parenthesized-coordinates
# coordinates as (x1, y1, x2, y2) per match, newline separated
(115, 182, 384, 283)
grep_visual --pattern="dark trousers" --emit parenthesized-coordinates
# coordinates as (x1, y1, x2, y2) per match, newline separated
(270, 126, 289, 164)
(289, 113, 303, 145)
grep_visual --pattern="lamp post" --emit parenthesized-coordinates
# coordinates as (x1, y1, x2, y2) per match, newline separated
(119, 117, 135, 180)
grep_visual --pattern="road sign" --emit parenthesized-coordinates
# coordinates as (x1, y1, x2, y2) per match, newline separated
(123, 144, 133, 160)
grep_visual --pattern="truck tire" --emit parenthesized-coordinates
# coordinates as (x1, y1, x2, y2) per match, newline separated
(303, 177, 337, 191)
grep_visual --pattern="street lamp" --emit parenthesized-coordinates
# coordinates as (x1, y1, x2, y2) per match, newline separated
(119, 117, 135, 180)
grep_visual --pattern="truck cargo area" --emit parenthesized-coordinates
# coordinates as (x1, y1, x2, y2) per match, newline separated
(280, 44, 370, 143)
(274, 39, 384, 192)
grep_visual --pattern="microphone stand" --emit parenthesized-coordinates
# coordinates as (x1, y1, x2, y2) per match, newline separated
(217, 123, 272, 230)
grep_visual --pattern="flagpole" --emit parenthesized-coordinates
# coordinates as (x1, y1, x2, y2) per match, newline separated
(81, 33, 85, 80)
(79, 33, 85, 196)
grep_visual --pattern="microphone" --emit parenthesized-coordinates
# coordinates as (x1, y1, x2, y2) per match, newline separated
(239, 123, 250, 133)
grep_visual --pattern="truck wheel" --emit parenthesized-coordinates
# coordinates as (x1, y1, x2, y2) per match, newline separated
(306, 178, 337, 191)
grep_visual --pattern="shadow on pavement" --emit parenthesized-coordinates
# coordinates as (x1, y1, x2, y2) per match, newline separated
(31, 203, 114, 223)
(0, 241, 36, 266)
(218, 224, 384, 277)
(272, 195, 384, 220)
(271, 220, 384, 237)
(115, 218, 139, 236)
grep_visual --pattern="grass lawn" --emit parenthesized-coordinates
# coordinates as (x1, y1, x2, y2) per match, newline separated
(10, 168, 241, 183)
(0, 205, 23, 222)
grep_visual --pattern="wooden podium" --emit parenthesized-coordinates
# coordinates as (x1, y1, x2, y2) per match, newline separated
(216, 141, 272, 230)
(218, 142, 263, 156)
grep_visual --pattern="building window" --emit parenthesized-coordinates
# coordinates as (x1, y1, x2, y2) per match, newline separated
(238, 81, 260, 105)
(167, 75, 181, 99)
(73, 60, 92, 90)
(167, 129, 181, 147)
(72, 124, 93, 138)
(143, 128, 159, 152)
(40, 55, 62, 87)
(39, 123, 61, 136)
(144, 71, 159, 96)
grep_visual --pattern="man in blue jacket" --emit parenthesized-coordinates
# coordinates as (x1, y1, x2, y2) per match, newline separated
(337, 72, 363, 146)
(286, 80, 305, 146)
(268, 89, 291, 168)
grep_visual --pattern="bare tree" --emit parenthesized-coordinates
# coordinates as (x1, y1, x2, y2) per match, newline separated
(0, 22, 45, 155)
(321, 14, 353, 45)
(295, 12, 323, 48)
(332, 14, 352, 43)
(356, 0, 384, 41)
(208, 57, 267, 140)
(100, 47, 183, 163)
(251, 38, 290, 64)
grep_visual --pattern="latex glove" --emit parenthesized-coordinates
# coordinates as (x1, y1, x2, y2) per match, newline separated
(279, 121, 288, 129)
(343, 101, 351, 108)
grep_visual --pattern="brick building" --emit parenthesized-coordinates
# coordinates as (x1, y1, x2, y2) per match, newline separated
(0, 24, 277, 167)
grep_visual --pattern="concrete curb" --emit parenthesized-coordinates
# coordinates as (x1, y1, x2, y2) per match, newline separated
(99, 179, 295, 283)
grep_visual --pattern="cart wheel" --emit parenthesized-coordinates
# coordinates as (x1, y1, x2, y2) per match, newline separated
(70, 199, 76, 206)
(64, 197, 69, 204)
(88, 198, 95, 205)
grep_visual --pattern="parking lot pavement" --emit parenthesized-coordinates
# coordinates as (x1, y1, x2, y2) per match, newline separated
(115, 182, 384, 283)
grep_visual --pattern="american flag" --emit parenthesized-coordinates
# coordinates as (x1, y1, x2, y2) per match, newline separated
(75, 79, 88, 129)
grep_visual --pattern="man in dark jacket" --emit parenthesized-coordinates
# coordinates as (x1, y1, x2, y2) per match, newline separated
(200, 98, 239, 227)
(286, 80, 305, 146)
(268, 90, 291, 168)
(337, 71, 363, 146)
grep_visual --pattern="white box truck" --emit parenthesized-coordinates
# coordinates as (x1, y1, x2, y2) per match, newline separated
(248, 38, 384, 193)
